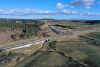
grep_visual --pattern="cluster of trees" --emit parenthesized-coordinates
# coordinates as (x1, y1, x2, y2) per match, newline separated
(84, 20, 100, 25)
(47, 41, 57, 50)
(19, 23, 41, 39)
(0, 50, 12, 63)
(0, 21, 44, 40)
(53, 24, 75, 29)
(0, 50, 21, 64)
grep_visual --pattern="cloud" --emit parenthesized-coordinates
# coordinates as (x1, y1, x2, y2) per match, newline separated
(60, 9, 100, 16)
(0, 8, 100, 16)
(0, 9, 57, 15)
(57, 0, 98, 9)
(71, 0, 95, 9)
(56, 3, 75, 9)
(60, 10, 79, 15)
(82, 0, 95, 9)
(81, 12, 100, 16)
(83, 0, 95, 5)
(56, 3, 69, 9)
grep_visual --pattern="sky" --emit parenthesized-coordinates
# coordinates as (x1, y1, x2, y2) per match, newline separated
(0, 0, 100, 20)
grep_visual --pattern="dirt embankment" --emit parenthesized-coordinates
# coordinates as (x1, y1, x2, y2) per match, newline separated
(0, 29, 22, 45)
(38, 23, 57, 38)
(0, 31, 13, 44)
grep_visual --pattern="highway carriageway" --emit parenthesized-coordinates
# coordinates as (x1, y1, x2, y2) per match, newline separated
(0, 35, 58, 50)
(0, 39, 45, 50)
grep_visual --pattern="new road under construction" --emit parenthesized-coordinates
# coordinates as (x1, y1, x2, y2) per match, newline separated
(1, 24, 100, 51)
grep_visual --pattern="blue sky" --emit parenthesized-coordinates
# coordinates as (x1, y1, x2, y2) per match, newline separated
(0, 0, 100, 20)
